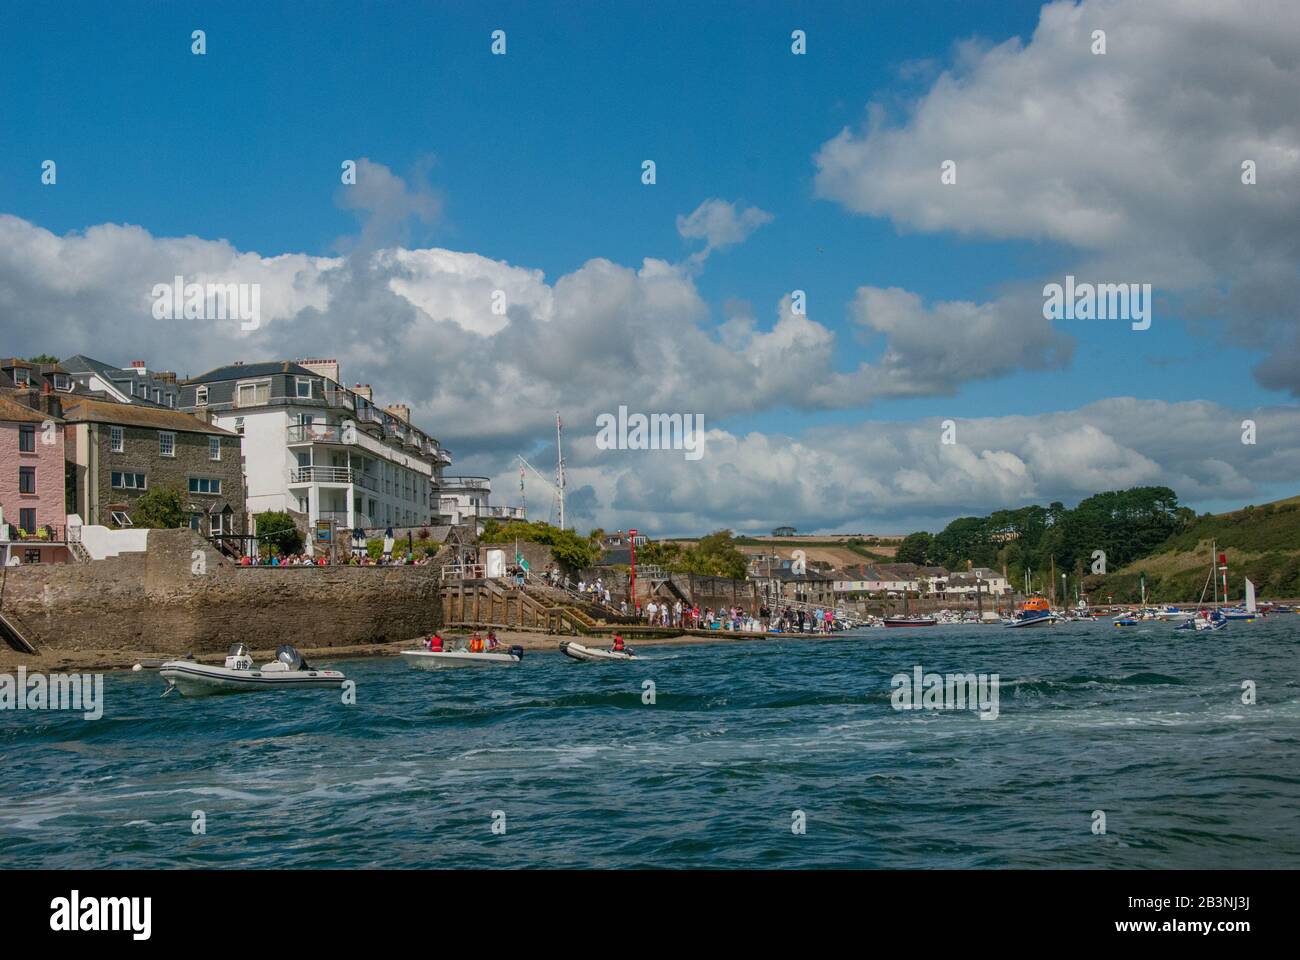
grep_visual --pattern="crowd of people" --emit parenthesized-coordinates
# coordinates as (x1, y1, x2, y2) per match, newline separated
(238, 551, 436, 566)
(628, 601, 838, 633)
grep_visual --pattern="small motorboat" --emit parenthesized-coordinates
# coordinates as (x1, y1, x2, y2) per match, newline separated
(882, 616, 938, 628)
(1113, 616, 1139, 627)
(401, 644, 524, 669)
(160, 644, 346, 696)
(559, 640, 638, 662)
(1176, 610, 1228, 631)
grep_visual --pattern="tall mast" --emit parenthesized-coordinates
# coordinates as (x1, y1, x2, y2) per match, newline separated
(555, 411, 565, 530)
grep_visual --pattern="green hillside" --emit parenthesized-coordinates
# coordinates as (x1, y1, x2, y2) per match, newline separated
(1088, 497, 1300, 601)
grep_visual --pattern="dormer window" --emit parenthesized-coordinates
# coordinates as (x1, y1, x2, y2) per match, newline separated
(53, 374, 71, 392)
(295, 377, 316, 399)
(13, 368, 30, 386)
(195, 385, 209, 406)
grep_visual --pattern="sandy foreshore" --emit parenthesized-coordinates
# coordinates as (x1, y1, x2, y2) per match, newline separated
(0, 628, 777, 674)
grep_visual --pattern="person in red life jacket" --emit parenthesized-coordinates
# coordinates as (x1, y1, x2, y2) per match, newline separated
(427, 632, 444, 652)
(611, 633, 626, 653)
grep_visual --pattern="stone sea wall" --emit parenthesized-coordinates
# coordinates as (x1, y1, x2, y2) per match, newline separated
(0, 529, 442, 657)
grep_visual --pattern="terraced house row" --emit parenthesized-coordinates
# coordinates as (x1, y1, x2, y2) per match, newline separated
(0, 354, 522, 565)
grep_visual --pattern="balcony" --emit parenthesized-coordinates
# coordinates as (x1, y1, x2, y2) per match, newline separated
(1, 522, 68, 543)
(289, 465, 354, 484)
(323, 386, 355, 410)
(287, 423, 350, 444)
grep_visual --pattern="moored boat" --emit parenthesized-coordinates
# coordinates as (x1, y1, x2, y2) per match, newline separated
(882, 616, 938, 627)
(160, 644, 346, 696)
(1005, 597, 1058, 628)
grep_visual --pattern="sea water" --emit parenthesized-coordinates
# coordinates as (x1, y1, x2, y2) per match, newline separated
(1, 619, 1297, 868)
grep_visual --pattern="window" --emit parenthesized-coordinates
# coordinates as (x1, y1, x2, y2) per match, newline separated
(237, 381, 270, 407)
(159, 431, 175, 457)
(295, 377, 315, 399)
(189, 514, 201, 530)
(13, 368, 29, 386)
(110, 426, 124, 452)
(154, 388, 162, 404)
(195, 385, 208, 405)
(24, 549, 40, 565)
(166, 393, 175, 408)
(234, 416, 245, 435)
(111, 472, 146, 490)
(137, 383, 147, 399)
(53, 374, 71, 392)
(19, 424, 35, 452)
(211, 513, 225, 536)
(188, 477, 222, 494)
(209, 436, 221, 460)
(110, 511, 133, 527)
(18, 466, 35, 494)
(19, 508, 36, 533)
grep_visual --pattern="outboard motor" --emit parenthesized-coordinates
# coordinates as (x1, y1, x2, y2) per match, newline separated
(510, 645, 524, 661)
(224, 642, 253, 670)
(276, 645, 310, 671)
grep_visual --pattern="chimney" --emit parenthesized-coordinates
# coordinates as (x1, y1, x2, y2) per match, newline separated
(156, 371, 177, 384)
(354, 383, 373, 402)
(297, 358, 341, 384)
(131, 360, 147, 374)
(384, 403, 411, 423)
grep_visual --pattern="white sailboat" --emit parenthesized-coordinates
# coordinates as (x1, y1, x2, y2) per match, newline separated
(1222, 577, 1259, 620)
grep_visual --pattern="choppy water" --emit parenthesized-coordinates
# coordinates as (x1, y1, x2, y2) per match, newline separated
(2, 619, 1298, 869)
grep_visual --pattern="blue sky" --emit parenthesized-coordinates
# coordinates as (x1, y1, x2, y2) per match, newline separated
(2, 0, 1298, 533)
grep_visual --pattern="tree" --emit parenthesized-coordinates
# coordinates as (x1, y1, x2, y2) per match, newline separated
(131, 486, 188, 529)
(682, 530, 749, 579)
(27, 354, 60, 365)
(480, 520, 597, 570)
(895, 531, 932, 565)
(255, 510, 303, 555)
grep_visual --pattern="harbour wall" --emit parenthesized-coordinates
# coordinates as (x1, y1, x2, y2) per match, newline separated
(0, 529, 443, 657)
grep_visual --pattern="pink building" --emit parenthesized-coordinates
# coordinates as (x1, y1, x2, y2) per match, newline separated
(0, 393, 69, 564)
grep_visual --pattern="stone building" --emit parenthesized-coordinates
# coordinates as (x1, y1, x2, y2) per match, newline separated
(62, 396, 245, 538)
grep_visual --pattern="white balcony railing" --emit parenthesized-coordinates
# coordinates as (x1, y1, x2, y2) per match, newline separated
(290, 465, 354, 484)
(287, 424, 349, 444)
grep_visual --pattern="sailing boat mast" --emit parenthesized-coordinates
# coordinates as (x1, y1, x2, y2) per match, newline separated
(555, 411, 565, 531)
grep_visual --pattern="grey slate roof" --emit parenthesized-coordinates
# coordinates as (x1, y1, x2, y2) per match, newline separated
(183, 360, 319, 384)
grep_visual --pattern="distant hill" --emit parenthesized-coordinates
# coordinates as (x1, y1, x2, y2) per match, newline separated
(1089, 496, 1300, 601)
(668, 535, 898, 566)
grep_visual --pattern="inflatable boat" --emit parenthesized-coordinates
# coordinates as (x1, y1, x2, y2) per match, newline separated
(559, 640, 638, 662)
(160, 644, 346, 696)
(401, 645, 524, 669)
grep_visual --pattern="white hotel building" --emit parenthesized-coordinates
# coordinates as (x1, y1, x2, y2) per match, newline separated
(178, 359, 457, 535)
